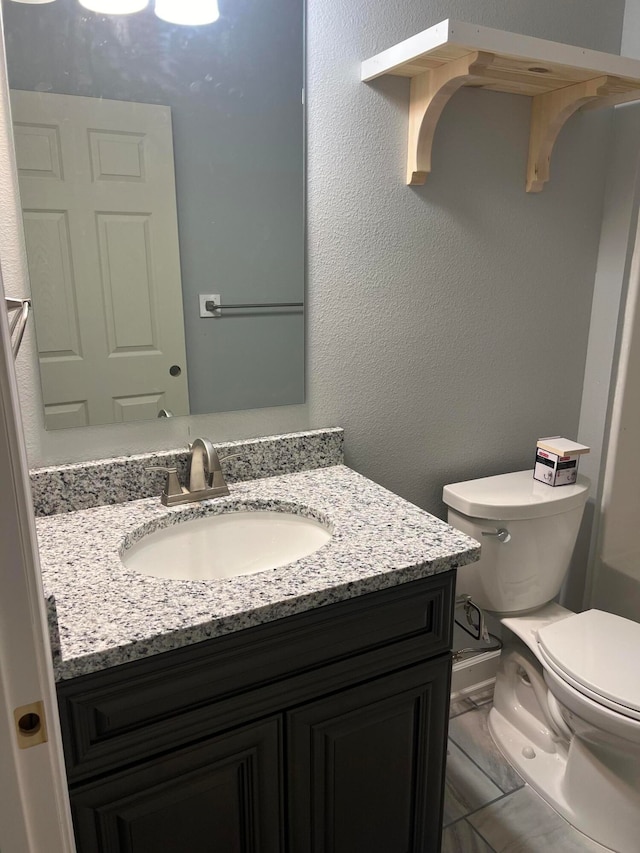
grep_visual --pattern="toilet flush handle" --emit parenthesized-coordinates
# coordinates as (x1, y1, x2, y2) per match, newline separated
(481, 527, 511, 543)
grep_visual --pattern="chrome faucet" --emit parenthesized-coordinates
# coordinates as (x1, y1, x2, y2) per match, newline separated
(147, 437, 236, 506)
(188, 437, 218, 493)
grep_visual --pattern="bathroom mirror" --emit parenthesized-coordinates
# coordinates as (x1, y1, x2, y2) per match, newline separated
(2, 0, 304, 429)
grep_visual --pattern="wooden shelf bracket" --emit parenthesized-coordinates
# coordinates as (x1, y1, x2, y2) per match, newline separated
(526, 76, 624, 192)
(407, 51, 497, 186)
(364, 21, 640, 191)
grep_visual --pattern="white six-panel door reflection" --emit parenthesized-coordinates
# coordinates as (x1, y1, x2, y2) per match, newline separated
(11, 90, 190, 428)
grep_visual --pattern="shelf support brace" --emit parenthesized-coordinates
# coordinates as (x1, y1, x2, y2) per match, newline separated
(526, 76, 622, 192)
(407, 51, 497, 186)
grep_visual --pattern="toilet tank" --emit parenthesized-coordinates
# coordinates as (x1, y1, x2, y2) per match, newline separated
(443, 471, 590, 614)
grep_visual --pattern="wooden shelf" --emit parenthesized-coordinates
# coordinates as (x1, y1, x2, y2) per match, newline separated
(361, 20, 640, 191)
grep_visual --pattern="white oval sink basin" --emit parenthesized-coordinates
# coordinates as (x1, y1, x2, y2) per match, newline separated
(122, 510, 331, 581)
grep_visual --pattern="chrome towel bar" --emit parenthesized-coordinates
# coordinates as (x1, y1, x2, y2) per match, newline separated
(204, 300, 303, 313)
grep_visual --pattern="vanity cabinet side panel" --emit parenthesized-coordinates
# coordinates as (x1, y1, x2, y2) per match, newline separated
(70, 716, 284, 853)
(287, 655, 451, 853)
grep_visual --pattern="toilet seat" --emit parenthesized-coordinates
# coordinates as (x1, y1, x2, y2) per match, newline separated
(539, 646, 640, 722)
(543, 664, 640, 748)
(537, 610, 640, 720)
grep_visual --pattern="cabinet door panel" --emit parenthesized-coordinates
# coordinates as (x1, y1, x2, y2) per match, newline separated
(71, 717, 283, 853)
(287, 657, 450, 853)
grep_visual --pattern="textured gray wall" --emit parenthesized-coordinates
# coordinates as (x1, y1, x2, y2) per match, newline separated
(3, 0, 304, 415)
(4, 0, 625, 528)
(305, 0, 623, 515)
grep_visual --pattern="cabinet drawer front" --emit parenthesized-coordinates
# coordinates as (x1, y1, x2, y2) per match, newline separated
(58, 572, 454, 780)
(70, 717, 283, 853)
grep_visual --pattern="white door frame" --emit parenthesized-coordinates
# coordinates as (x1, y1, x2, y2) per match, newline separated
(0, 5, 75, 849)
(0, 263, 76, 853)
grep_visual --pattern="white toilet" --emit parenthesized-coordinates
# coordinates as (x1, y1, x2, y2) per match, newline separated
(443, 470, 640, 853)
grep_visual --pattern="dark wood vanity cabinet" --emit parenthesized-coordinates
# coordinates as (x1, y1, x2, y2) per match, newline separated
(57, 572, 455, 853)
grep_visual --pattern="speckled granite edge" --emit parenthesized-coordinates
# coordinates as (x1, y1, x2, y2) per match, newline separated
(31, 427, 343, 516)
(36, 465, 481, 681)
(46, 595, 61, 673)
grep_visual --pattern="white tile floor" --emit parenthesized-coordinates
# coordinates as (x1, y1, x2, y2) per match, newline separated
(442, 690, 607, 852)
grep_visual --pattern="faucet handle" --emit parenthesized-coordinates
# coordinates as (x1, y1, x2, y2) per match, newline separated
(145, 466, 184, 498)
(212, 453, 242, 488)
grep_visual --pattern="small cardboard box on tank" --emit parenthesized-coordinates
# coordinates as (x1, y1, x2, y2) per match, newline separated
(533, 437, 590, 487)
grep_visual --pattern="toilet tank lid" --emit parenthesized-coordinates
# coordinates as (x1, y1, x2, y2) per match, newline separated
(442, 470, 590, 520)
(538, 610, 640, 714)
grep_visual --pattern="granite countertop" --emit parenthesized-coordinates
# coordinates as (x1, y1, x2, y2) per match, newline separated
(36, 464, 480, 682)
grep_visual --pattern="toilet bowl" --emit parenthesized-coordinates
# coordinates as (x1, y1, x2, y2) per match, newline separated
(443, 470, 640, 853)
